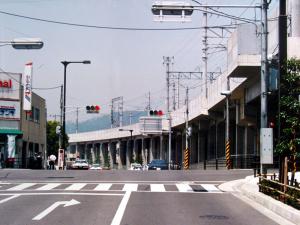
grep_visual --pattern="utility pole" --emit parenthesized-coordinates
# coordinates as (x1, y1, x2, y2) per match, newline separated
(172, 82, 176, 111)
(203, 4, 208, 98)
(147, 91, 151, 110)
(185, 87, 189, 169)
(76, 107, 79, 133)
(59, 85, 63, 149)
(163, 56, 173, 170)
(260, 0, 269, 174)
(278, 0, 287, 183)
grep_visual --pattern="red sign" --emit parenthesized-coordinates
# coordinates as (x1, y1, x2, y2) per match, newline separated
(0, 79, 12, 88)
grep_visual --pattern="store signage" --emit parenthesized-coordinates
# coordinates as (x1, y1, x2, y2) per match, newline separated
(0, 73, 21, 100)
(0, 79, 12, 88)
(23, 62, 33, 111)
(0, 101, 20, 120)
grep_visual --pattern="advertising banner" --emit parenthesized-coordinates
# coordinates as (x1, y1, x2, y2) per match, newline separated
(0, 72, 21, 100)
(0, 100, 21, 120)
(23, 62, 33, 111)
(7, 134, 16, 158)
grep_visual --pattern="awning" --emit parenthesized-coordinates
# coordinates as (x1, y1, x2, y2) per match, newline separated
(0, 129, 23, 135)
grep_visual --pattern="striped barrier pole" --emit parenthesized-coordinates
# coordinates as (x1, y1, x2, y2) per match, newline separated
(225, 140, 231, 169)
(184, 148, 189, 170)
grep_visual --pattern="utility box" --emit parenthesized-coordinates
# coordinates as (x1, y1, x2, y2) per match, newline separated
(260, 128, 273, 164)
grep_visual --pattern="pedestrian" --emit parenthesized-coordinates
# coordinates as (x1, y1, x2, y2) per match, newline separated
(49, 154, 56, 170)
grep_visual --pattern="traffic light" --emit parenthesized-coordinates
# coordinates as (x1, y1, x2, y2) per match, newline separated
(149, 110, 163, 116)
(86, 105, 100, 113)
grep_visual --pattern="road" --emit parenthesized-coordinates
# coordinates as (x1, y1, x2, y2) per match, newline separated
(0, 169, 279, 225)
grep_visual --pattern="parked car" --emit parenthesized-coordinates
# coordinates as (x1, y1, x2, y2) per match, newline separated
(129, 163, 143, 171)
(72, 159, 89, 170)
(89, 163, 102, 170)
(147, 159, 168, 170)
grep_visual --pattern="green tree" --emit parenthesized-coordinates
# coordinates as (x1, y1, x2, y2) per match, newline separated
(47, 121, 69, 157)
(275, 58, 300, 184)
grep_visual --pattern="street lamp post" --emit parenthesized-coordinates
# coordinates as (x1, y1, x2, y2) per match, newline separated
(119, 129, 134, 166)
(221, 90, 231, 169)
(61, 60, 91, 169)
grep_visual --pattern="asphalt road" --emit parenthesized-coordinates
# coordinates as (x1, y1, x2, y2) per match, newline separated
(0, 169, 280, 225)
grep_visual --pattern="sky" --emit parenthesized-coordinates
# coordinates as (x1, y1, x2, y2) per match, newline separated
(0, 0, 278, 123)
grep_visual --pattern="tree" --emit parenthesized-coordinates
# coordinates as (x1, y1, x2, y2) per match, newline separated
(47, 121, 69, 157)
(275, 58, 300, 185)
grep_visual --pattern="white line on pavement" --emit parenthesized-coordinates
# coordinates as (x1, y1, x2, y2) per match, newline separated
(65, 183, 87, 191)
(201, 184, 221, 192)
(111, 191, 131, 225)
(0, 194, 20, 204)
(122, 184, 138, 192)
(8, 183, 36, 191)
(150, 184, 166, 192)
(36, 183, 61, 191)
(176, 184, 193, 192)
(0, 192, 124, 196)
(94, 183, 112, 191)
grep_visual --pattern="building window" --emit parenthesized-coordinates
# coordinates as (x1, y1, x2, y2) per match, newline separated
(34, 108, 40, 123)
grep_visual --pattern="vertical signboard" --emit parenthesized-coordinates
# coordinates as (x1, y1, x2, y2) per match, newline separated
(260, 128, 273, 164)
(23, 62, 33, 111)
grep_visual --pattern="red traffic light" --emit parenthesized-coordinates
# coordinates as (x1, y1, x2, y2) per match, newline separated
(86, 105, 100, 113)
(149, 110, 163, 116)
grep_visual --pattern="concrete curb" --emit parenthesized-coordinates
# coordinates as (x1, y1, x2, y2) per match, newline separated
(219, 176, 300, 225)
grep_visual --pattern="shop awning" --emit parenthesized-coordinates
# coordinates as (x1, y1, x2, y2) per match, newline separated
(0, 129, 23, 135)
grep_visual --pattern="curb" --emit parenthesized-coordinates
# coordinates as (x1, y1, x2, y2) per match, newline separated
(219, 177, 300, 225)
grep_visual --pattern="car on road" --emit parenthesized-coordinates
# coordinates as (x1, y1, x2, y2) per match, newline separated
(72, 159, 89, 170)
(129, 163, 143, 171)
(147, 159, 168, 170)
(89, 163, 102, 170)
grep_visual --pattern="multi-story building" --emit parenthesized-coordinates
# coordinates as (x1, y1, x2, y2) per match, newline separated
(0, 72, 46, 168)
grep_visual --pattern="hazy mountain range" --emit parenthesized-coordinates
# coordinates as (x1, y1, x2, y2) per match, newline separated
(66, 111, 147, 134)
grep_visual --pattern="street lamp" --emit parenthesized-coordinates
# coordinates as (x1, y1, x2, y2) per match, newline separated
(0, 38, 44, 49)
(119, 129, 134, 166)
(61, 60, 91, 169)
(221, 90, 231, 169)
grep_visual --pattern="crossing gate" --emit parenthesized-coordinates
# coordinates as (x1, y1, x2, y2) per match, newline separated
(184, 148, 189, 170)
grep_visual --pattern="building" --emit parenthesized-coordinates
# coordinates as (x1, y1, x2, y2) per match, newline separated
(0, 72, 46, 168)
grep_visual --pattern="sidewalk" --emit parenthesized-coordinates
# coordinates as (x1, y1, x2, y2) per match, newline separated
(219, 175, 300, 225)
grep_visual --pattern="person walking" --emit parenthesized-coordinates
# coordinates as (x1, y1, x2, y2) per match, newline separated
(49, 154, 56, 170)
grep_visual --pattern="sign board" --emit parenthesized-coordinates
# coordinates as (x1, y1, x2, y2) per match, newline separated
(23, 62, 33, 111)
(139, 116, 162, 134)
(0, 72, 21, 100)
(57, 149, 64, 168)
(260, 128, 273, 164)
(0, 100, 21, 120)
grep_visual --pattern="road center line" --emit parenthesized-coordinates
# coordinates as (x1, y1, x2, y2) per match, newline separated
(111, 191, 131, 225)
(0, 194, 20, 204)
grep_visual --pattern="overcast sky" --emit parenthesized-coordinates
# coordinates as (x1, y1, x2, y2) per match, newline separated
(0, 0, 278, 123)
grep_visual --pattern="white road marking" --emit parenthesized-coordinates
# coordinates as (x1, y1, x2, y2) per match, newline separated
(32, 199, 80, 221)
(150, 184, 166, 192)
(94, 183, 112, 191)
(0, 194, 20, 204)
(65, 183, 87, 191)
(8, 183, 36, 191)
(0, 192, 123, 196)
(36, 183, 61, 191)
(111, 191, 131, 225)
(122, 184, 138, 192)
(201, 184, 221, 192)
(176, 184, 193, 192)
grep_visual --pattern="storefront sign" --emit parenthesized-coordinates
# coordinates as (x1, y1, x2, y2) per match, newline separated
(23, 62, 33, 111)
(0, 101, 20, 120)
(0, 73, 21, 100)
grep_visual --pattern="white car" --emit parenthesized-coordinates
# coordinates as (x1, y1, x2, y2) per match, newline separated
(89, 164, 102, 170)
(72, 159, 89, 170)
(130, 163, 143, 171)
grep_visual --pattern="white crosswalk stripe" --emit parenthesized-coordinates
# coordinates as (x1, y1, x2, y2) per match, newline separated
(201, 184, 221, 192)
(1, 183, 222, 193)
(94, 183, 112, 191)
(36, 183, 61, 191)
(65, 183, 87, 191)
(150, 184, 166, 192)
(122, 184, 138, 192)
(8, 183, 36, 191)
(176, 184, 193, 192)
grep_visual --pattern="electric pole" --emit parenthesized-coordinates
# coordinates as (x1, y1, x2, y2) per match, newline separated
(203, 5, 208, 98)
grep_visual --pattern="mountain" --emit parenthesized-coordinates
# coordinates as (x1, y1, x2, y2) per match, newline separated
(66, 111, 147, 134)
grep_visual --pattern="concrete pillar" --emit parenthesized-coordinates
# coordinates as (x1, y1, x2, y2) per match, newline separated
(91, 143, 95, 163)
(244, 126, 248, 168)
(84, 143, 87, 160)
(108, 143, 113, 169)
(100, 143, 104, 167)
(133, 139, 137, 162)
(126, 140, 131, 169)
(160, 135, 163, 159)
(116, 141, 121, 169)
(149, 137, 153, 162)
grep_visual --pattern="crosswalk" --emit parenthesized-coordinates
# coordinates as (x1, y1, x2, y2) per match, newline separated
(0, 182, 223, 193)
